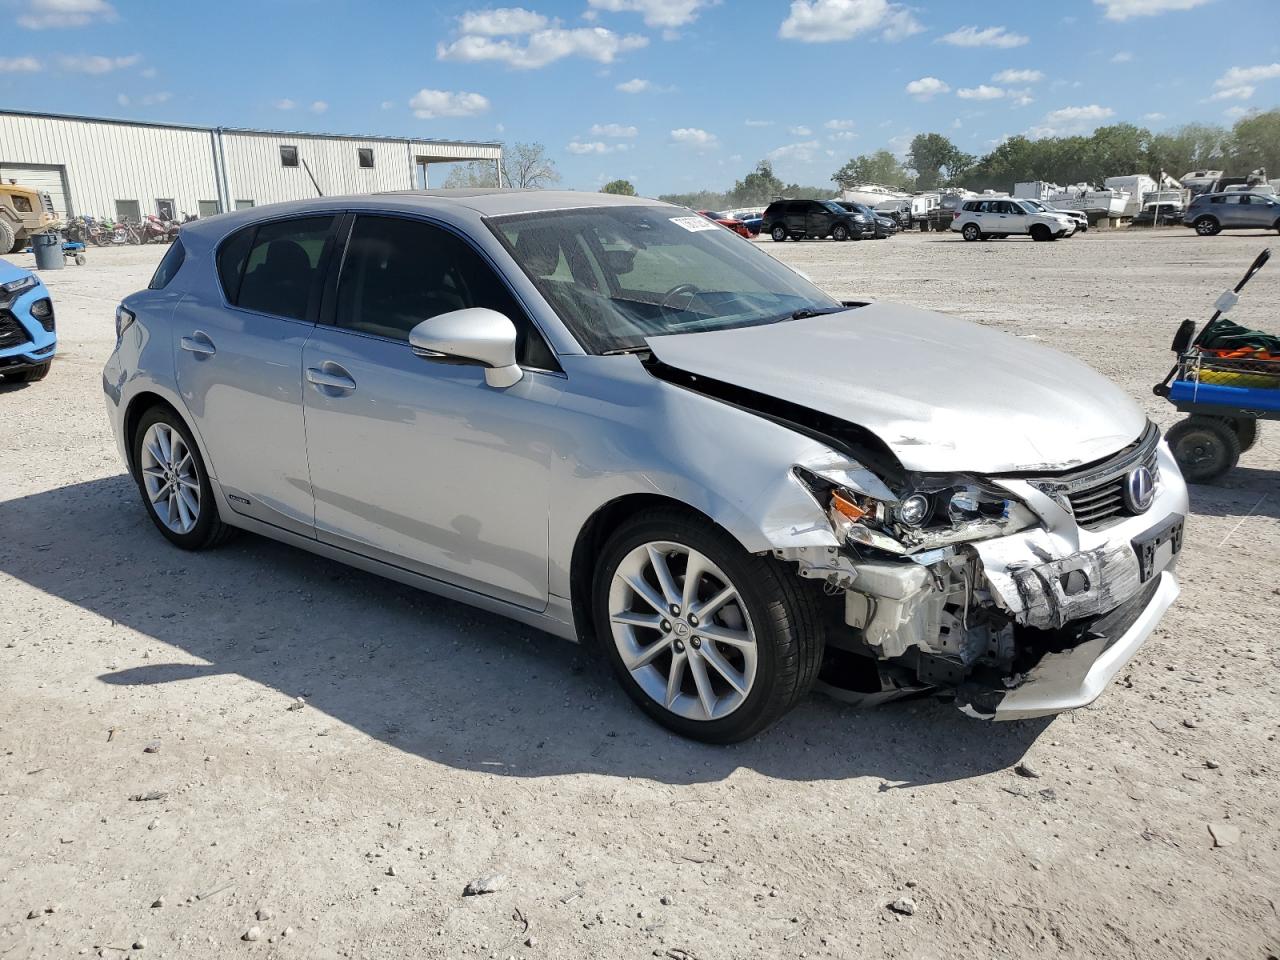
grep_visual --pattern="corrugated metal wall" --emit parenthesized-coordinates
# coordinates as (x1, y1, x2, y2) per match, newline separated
(0, 113, 217, 218)
(0, 112, 503, 219)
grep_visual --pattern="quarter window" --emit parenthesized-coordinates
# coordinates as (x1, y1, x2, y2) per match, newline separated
(217, 216, 334, 320)
(334, 215, 556, 369)
(357, 148, 374, 168)
(280, 146, 299, 167)
(149, 239, 186, 290)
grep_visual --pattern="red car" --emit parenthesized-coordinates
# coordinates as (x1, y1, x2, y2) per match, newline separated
(697, 210, 752, 238)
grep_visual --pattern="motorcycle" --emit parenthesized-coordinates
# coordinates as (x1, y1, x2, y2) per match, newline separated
(141, 214, 170, 244)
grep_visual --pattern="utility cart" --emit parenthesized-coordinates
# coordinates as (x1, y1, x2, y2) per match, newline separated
(1154, 248, 1280, 481)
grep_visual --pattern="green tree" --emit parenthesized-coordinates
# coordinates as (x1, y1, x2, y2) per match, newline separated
(832, 150, 913, 190)
(1227, 110, 1280, 176)
(906, 133, 974, 190)
(727, 160, 786, 206)
(601, 179, 637, 195)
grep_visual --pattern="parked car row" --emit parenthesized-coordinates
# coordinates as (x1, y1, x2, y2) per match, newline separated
(760, 199, 897, 242)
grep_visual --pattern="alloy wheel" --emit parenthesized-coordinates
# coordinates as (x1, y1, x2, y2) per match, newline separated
(607, 540, 758, 722)
(139, 422, 201, 534)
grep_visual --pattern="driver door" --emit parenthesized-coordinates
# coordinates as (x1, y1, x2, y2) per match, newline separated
(300, 213, 563, 609)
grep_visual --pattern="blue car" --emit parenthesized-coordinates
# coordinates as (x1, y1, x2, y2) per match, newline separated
(0, 257, 55, 382)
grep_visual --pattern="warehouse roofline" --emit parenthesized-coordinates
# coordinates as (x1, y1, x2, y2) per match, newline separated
(0, 108, 503, 150)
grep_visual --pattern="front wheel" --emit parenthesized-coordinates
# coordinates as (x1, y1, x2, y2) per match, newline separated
(961, 223, 981, 241)
(1166, 416, 1241, 483)
(832, 224, 850, 241)
(132, 406, 238, 549)
(11, 361, 50, 382)
(593, 508, 823, 743)
(1031, 224, 1052, 242)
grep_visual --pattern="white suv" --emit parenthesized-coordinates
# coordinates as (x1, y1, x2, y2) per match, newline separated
(951, 198, 1077, 241)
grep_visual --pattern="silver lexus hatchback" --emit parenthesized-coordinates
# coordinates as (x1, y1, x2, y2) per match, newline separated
(104, 190, 1188, 742)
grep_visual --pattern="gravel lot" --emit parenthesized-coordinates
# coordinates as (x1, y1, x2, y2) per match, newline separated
(1, 227, 1277, 960)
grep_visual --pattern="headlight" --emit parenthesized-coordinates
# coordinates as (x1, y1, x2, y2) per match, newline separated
(0, 274, 38, 299)
(851, 215, 868, 223)
(896, 494, 930, 527)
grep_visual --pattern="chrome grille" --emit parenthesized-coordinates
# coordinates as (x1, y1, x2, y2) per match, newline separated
(0, 312, 30, 350)
(1028, 423, 1162, 531)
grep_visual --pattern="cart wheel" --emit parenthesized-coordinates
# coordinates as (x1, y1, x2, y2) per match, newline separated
(75, 254, 86, 266)
(1219, 416, 1258, 453)
(1166, 416, 1241, 483)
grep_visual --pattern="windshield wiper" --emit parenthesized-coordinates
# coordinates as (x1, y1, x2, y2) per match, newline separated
(789, 306, 847, 321)
(601, 345, 651, 356)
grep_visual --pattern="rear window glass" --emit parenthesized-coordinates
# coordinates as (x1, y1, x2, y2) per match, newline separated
(148, 238, 186, 290)
(218, 216, 334, 320)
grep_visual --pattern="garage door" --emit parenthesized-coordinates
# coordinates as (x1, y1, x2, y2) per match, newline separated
(0, 164, 70, 218)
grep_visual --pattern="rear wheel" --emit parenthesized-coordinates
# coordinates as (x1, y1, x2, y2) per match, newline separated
(593, 507, 824, 743)
(0, 221, 15, 256)
(770, 225, 788, 242)
(131, 406, 238, 550)
(1194, 216, 1220, 236)
(961, 223, 981, 241)
(1166, 416, 1241, 483)
(1031, 224, 1053, 242)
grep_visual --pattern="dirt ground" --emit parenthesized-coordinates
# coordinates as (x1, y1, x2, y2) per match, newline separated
(1, 227, 1277, 960)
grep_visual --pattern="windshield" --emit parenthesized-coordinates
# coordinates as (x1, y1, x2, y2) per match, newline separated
(490, 205, 841, 354)
(1023, 199, 1046, 211)
(822, 201, 847, 214)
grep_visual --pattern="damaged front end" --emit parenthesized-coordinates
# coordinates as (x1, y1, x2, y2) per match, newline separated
(777, 424, 1187, 720)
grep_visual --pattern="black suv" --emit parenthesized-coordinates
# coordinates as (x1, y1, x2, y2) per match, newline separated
(761, 198, 874, 242)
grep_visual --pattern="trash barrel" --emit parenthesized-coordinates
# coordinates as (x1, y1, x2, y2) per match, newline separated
(32, 232, 64, 271)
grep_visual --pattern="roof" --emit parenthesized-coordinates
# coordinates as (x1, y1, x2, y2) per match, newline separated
(0, 108, 501, 150)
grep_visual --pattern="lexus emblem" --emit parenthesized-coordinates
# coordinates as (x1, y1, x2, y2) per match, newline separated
(1124, 466, 1155, 513)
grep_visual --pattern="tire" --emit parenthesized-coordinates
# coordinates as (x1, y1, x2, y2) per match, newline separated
(1221, 416, 1259, 453)
(14, 361, 51, 382)
(74, 254, 86, 266)
(770, 225, 788, 242)
(1273, 219, 1280, 235)
(832, 224, 850, 241)
(961, 223, 981, 241)
(1194, 216, 1220, 236)
(1166, 416, 1241, 483)
(1031, 224, 1052, 242)
(0, 220, 14, 256)
(593, 507, 824, 743)
(131, 405, 238, 550)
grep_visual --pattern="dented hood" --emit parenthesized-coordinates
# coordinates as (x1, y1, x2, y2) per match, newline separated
(645, 303, 1146, 474)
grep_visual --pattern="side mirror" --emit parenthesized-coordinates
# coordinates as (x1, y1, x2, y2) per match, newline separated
(1171, 318, 1197, 354)
(409, 308, 523, 388)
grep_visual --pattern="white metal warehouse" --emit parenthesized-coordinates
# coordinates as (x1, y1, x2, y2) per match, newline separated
(0, 109, 503, 222)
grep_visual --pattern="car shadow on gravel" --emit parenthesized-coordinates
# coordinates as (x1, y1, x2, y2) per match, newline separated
(1184, 466, 1280, 523)
(1, 475, 1050, 786)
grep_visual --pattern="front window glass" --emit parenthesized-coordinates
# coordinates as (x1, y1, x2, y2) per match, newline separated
(823, 201, 846, 214)
(490, 205, 841, 355)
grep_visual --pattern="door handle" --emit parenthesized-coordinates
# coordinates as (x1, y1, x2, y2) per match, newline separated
(306, 365, 357, 392)
(180, 333, 216, 356)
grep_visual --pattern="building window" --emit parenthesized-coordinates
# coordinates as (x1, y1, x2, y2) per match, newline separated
(198, 200, 221, 218)
(235, 199, 255, 210)
(357, 148, 374, 169)
(156, 199, 175, 221)
(280, 145, 299, 168)
(115, 199, 141, 223)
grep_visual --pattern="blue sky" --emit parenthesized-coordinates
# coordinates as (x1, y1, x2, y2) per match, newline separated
(1, 0, 1277, 193)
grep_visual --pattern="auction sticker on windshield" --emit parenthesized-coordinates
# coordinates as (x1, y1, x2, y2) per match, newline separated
(670, 216, 721, 232)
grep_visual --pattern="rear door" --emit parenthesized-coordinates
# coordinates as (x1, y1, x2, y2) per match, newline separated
(174, 214, 338, 537)
(785, 201, 809, 236)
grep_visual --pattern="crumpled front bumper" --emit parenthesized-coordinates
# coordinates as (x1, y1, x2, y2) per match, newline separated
(956, 570, 1180, 720)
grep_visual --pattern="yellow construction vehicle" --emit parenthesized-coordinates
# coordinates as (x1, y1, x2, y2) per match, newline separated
(0, 180, 57, 255)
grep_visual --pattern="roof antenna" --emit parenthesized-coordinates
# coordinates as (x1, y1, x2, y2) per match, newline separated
(301, 158, 323, 197)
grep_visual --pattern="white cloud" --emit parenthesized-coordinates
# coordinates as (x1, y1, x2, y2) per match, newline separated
(670, 127, 718, 148)
(438, 27, 647, 69)
(1143, 111, 1166, 122)
(1031, 103, 1114, 137)
(905, 76, 949, 100)
(768, 139, 822, 163)
(829, 130, 856, 141)
(0, 56, 41, 72)
(824, 118, 854, 130)
(1094, 0, 1211, 20)
(586, 0, 711, 28)
(1011, 90, 1035, 106)
(567, 140, 632, 154)
(939, 25, 1028, 48)
(744, 119, 774, 127)
(274, 98, 296, 110)
(409, 88, 491, 118)
(993, 68, 1042, 83)
(120, 90, 170, 107)
(57, 53, 140, 73)
(310, 100, 328, 114)
(1224, 105, 1250, 119)
(18, 0, 115, 29)
(789, 125, 813, 136)
(590, 122, 638, 137)
(957, 84, 1006, 100)
(1110, 51, 1133, 63)
(1215, 63, 1280, 89)
(1208, 86, 1254, 101)
(380, 100, 394, 110)
(617, 77, 650, 93)
(779, 0, 923, 43)
(457, 7, 548, 35)
(140, 67, 157, 79)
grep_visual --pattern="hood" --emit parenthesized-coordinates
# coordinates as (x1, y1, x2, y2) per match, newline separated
(0, 257, 33, 286)
(644, 303, 1146, 475)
